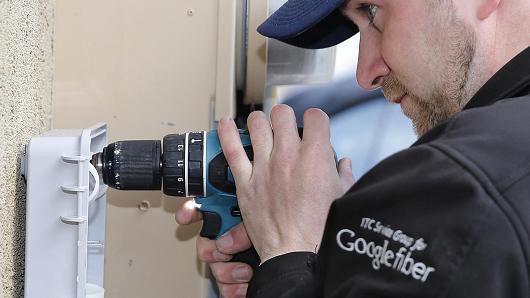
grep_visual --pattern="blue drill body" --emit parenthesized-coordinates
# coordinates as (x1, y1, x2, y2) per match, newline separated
(194, 130, 251, 239)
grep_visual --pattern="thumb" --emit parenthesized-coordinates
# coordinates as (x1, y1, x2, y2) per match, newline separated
(216, 223, 253, 255)
(337, 158, 355, 193)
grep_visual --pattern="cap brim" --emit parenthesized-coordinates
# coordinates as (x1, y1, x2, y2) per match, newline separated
(257, 0, 359, 49)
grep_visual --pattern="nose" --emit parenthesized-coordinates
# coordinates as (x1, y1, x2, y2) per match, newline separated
(356, 32, 390, 90)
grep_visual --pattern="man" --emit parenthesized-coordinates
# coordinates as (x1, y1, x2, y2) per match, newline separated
(177, 0, 530, 297)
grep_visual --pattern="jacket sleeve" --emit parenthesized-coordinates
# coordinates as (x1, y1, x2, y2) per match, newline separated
(248, 252, 318, 298)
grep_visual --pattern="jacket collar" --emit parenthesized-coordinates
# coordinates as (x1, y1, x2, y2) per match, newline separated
(464, 46, 530, 110)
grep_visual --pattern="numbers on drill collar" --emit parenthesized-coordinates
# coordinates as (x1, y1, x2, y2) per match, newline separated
(162, 132, 205, 197)
(187, 132, 205, 197)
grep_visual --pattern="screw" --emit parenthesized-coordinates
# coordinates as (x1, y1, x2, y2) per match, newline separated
(187, 8, 195, 16)
(138, 200, 151, 211)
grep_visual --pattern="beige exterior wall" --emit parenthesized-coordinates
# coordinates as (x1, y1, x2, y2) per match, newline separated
(0, 0, 54, 297)
(1, 0, 244, 296)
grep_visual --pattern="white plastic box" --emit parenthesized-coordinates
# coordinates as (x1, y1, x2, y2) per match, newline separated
(22, 123, 108, 298)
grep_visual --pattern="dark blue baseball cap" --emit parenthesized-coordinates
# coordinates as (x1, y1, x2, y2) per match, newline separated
(257, 0, 358, 49)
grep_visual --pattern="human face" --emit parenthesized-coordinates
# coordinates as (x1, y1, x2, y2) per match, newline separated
(342, 0, 477, 136)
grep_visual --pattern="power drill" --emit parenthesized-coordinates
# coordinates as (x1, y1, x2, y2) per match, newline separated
(91, 130, 252, 240)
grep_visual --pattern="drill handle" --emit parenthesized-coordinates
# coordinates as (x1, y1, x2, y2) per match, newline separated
(195, 194, 261, 269)
(195, 194, 242, 240)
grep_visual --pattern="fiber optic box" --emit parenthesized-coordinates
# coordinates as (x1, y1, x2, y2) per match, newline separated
(22, 123, 108, 298)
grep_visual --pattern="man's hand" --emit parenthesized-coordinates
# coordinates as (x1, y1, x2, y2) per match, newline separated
(218, 105, 354, 263)
(175, 105, 354, 297)
(176, 202, 253, 298)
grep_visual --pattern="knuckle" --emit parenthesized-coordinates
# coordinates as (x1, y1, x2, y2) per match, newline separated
(223, 147, 241, 163)
(302, 144, 333, 164)
(308, 139, 332, 151)
(272, 155, 295, 171)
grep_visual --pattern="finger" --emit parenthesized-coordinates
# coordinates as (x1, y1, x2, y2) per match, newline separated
(218, 118, 252, 182)
(197, 237, 232, 263)
(270, 104, 300, 149)
(337, 158, 355, 192)
(216, 223, 253, 254)
(175, 199, 202, 225)
(210, 262, 253, 283)
(302, 108, 331, 144)
(247, 111, 273, 163)
(217, 282, 248, 298)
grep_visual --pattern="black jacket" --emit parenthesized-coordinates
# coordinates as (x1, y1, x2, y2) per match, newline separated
(248, 47, 530, 297)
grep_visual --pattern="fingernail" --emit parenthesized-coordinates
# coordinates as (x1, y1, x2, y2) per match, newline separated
(232, 266, 251, 282)
(216, 233, 233, 250)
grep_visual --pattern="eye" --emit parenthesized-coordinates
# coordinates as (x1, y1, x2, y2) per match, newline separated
(358, 3, 379, 25)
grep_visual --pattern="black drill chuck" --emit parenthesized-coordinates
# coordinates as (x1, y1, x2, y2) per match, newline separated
(92, 140, 162, 190)
(91, 133, 194, 196)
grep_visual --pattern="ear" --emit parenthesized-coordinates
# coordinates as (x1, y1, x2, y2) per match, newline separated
(477, 0, 501, 20)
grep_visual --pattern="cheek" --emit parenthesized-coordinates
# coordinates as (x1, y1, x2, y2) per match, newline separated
(379, 29, 415, 83)
(380, 24, 439, 97)
(380, 1, 442, 95)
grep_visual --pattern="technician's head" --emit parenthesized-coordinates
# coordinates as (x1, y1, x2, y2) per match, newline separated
(259, 0, 529, 135)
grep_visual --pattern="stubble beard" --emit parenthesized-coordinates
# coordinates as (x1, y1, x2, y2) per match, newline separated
(382, 15, 477, 136)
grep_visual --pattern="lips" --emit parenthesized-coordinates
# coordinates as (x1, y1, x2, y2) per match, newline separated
(392, 93, 407, 104)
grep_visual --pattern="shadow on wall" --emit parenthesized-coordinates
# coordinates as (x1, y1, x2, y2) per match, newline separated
(14, 162, 27, 296)
(106, 190, 202, 242)
(106, 187, 206, 279)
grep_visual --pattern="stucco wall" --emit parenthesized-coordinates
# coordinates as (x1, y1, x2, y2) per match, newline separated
(0, 0, 54, 296)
